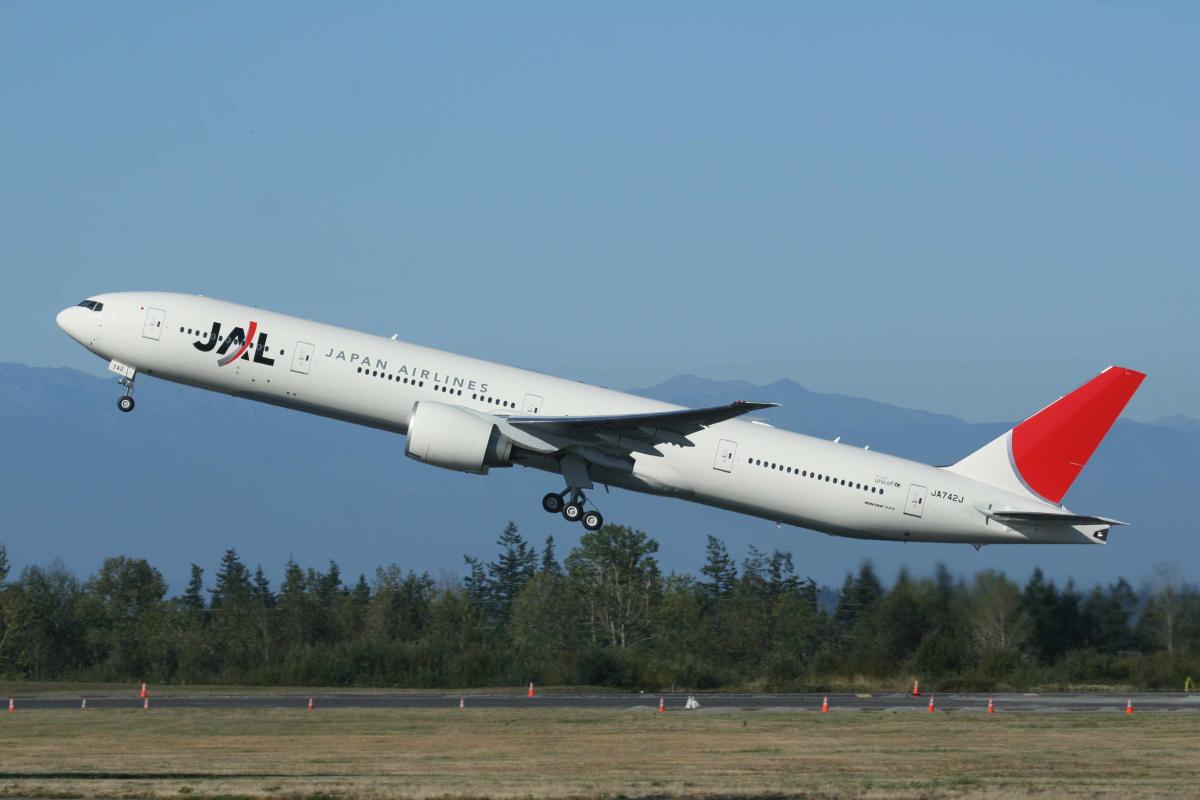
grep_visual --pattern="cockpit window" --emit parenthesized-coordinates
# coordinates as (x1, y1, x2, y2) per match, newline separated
(77, 300, 104, 312)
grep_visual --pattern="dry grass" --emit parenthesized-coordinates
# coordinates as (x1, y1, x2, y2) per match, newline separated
(0, 707, 1195, 799)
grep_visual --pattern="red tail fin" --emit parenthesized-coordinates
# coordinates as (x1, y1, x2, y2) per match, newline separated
(949, 366, 1145, 504)
(1012, 367, 1145, 503)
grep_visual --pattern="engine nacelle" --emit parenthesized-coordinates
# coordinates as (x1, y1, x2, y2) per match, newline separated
(404, 401, 514, 474)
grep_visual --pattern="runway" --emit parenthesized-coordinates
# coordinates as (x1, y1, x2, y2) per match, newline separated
(10, 691, 1200, 713)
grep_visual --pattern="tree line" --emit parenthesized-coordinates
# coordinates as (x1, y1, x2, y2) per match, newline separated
(0, 526, 1196, 690)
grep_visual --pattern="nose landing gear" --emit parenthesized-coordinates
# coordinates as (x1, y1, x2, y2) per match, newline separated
(541, 489, 604, 531)
(117, 376, 136, 413)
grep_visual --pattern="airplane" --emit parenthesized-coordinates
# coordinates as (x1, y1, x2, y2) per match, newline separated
(57, 292, 1144, 545)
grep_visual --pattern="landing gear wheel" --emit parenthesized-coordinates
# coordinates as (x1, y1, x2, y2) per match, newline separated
(542, 493, 565, 513)
(562, 502, 584, 523)
(582, 510, 603, 531)
(117, 396, 135, 413)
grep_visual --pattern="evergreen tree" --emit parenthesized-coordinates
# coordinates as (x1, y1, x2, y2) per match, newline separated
(767, 550, 801, 597)
(700, 535, 737, 602)
(1020, 568, 1062, 661)
(835, 561, 883, 632)
(866, 567, 927, 671)
(181, 564, 206, 611)
(210, 549, 252, 610)
(252, 566, 275, 609)
(463, 555, 491, 611)
(249, 565, 275, 665)
(488, 522, 537, 621)
(541, 535, 562, 576)
(352, 574, 371, 609)
(209, 549, 257, 670)
(1081, 579, 1138, 653)
(0, 543, 9, 585)
(277, 557, 311, 647)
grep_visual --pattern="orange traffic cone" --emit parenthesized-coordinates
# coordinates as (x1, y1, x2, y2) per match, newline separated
(6, 698, 12, 713)
(912, 679, 920, 697)
(821, 696, 829, 713)
(307, 697, 314, 712)
(986, 697, 995, 714)
(927, 695, 935, 713)
(459, 696, 465, 709)
(527, 682, 535, 698)
(658, 696, 665, 713)
(139, 682, 147, 699)
(1126, 698, 1134, 715)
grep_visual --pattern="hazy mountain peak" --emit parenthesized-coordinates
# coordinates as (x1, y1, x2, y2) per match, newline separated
(1150, 414, 1200, 432)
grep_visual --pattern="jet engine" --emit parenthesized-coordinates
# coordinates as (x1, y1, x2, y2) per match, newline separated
(404, 401, 514, 474)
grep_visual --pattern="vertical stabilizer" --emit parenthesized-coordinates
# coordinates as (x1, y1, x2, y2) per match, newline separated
(947, 366, 1145, 505)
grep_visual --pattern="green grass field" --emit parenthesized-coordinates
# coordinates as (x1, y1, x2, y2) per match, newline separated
(1, 707, 1195, 799)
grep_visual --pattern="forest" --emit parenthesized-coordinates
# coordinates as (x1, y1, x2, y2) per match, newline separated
(0, 524, 1196, 690)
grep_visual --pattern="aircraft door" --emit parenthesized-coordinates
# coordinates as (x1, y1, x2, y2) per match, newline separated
(142, 308, 165, 340)
(904, 484, 927, 518)
(713, 439, 737, 473)
(291, 341, 315, 375)
(522, 394, 543, 414)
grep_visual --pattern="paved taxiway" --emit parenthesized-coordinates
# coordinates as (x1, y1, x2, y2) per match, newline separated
(11, 692, 1200, 712)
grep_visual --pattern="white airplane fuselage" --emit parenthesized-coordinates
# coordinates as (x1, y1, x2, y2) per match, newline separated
(56, 292, 1123, 546)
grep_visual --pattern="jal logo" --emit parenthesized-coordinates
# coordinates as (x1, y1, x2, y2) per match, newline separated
(193, 321, 276, 367)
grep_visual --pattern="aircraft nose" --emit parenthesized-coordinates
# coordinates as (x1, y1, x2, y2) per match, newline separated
(57, 306, 88, 343)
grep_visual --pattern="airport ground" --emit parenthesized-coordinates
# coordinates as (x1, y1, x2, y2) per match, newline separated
(1, 688, 1199, 799)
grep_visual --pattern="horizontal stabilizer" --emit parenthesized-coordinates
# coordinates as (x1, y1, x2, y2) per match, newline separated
(978, 507, 1128, 527)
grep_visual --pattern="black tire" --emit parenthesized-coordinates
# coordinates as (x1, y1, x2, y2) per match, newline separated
(542, 493, 564, 513)
(582, 511, 603, 531)
(562, 502, 583, 523)
(118, 396, 135, 413)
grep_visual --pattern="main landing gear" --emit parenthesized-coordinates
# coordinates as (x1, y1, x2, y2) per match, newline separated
(117, 375, 136, 413)
(542, 489, 604, 531)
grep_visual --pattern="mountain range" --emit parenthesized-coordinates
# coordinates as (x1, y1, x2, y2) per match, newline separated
(0, 363, 1194, 592)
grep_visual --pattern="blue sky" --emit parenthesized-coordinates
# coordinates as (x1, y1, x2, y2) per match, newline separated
(3, 2, 1197, 422)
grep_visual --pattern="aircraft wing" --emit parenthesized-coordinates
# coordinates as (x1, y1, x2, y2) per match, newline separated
(504, 401, 776, 454)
